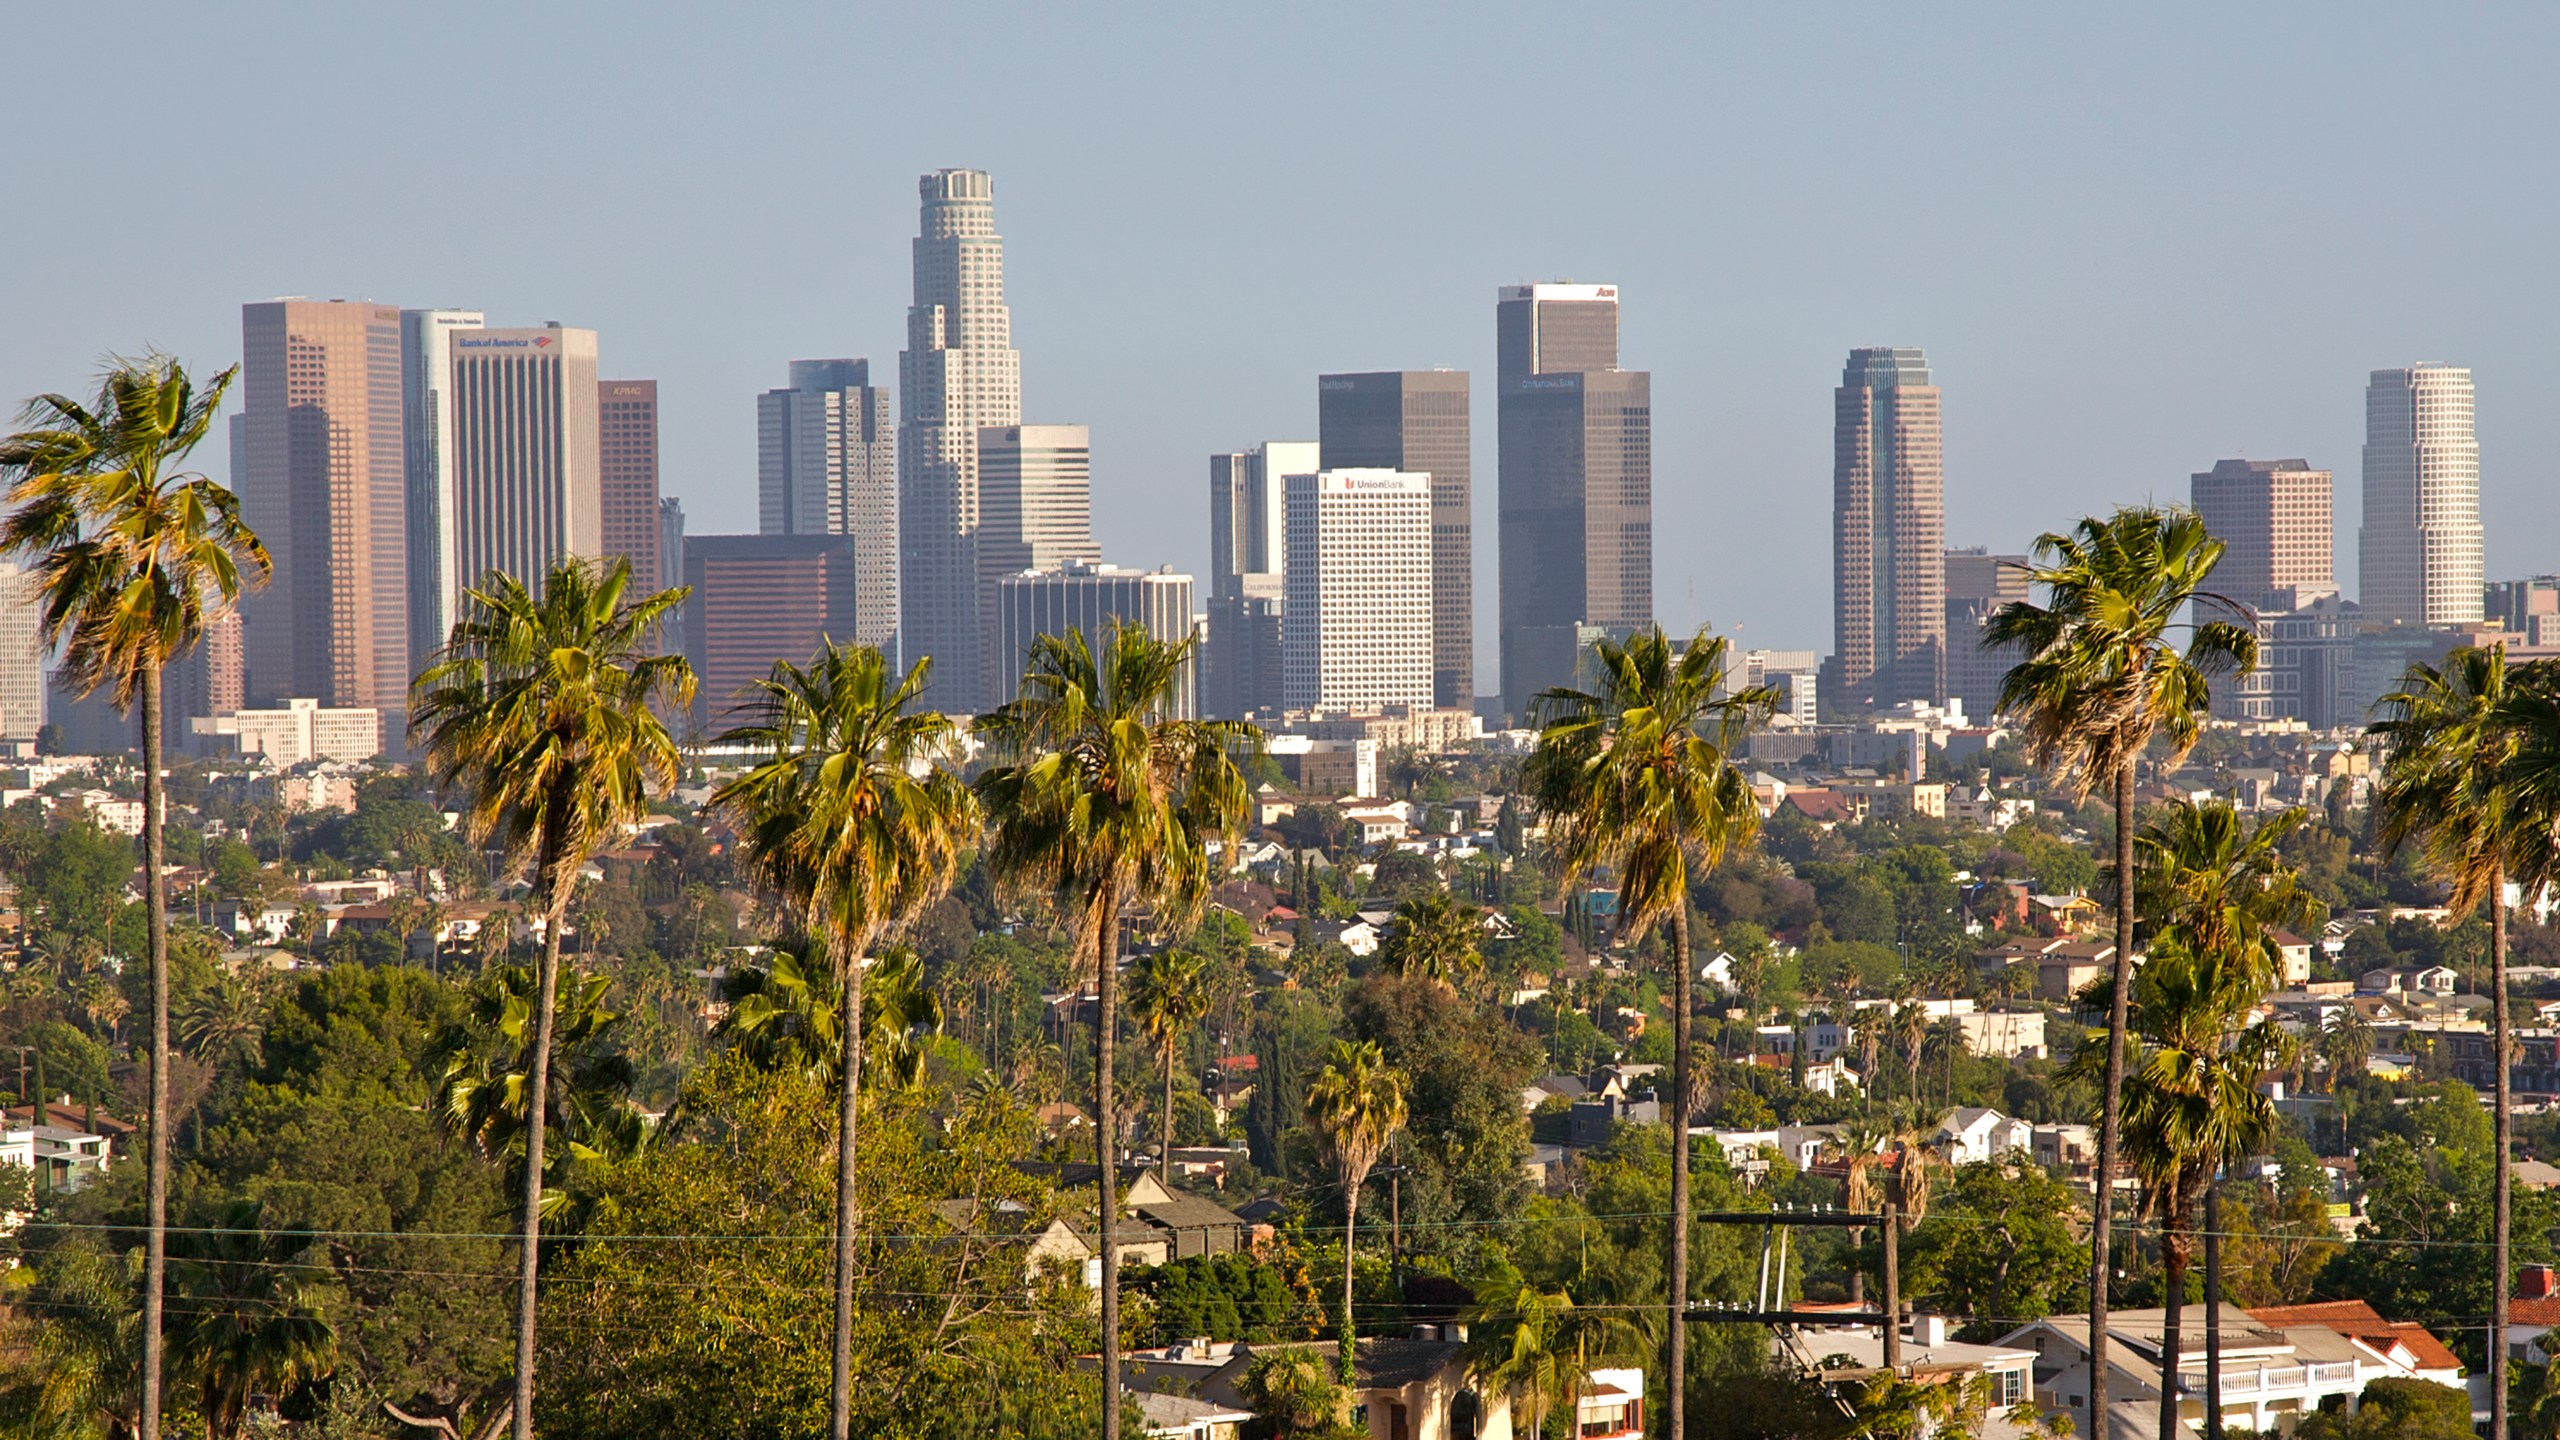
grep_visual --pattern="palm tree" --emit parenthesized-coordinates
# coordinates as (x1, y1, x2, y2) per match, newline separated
(1305, 1039, 1408, 1385)
(1382, 890, 1485, 992)
(2370, 645, 2547, 1440)
(1524, 625, 1775, 1437)
(1985, 506, 2255, 1440)
(975, 622, 1257, 1439)
(410, 555, 691, 1440)
(433, 964, 642, 1224)
(1469, 1279, 1647, 1439)
(1127, 949, 1212, 1182)
(710, 642, 974, 1440)
(162, 1201, 336, 1439)
(2136, 800, 2320, 986)
(1, 355, 269, 1440)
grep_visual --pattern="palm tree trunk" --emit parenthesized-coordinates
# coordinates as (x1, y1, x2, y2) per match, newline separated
(1093, 879, 1124, 1440)
(139, 665, 171, 1440)
(2205, 1180, 2223, 1440)
(2090, 757, 2136, 1440)
(2495, 865, 2512, 1440)
(1669, 902, 1694, 1440)
(1341, 1184, 1361, 1387)
(2159, 1208, 2187, 1440)
(830, 926, 870, 1440)
(512, 793, 574, 1440)
(1161, 1044, 1176, 1186)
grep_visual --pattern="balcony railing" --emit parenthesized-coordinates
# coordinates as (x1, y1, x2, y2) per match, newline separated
(2174, 1362, 2358, 1397)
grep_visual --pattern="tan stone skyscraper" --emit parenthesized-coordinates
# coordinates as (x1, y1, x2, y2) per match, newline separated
(1830, 346, 1945, 708)
(446, 325, 602, 597)
(238, 299, 408, 714)
(598, 380, 662, 591)
(2360, 365, 2482, 628)
(898, 168, 1023, 711)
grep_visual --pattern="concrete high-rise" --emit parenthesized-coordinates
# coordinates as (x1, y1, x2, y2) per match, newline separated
(682, 534, 863, 730)
(993, 561, 1196, 717)
(1943, 547, 2027, 722)
(1495, 284, 1651, 712)
(1830, 347, 1946, 709)
(1284, 469, 1435, 712)
(757, 359, 897, 647)
(2360, 366, 2483, 628)
(898, 169, 1023, 713)
(2192, 458, 2334, 612)
(657, 496, 688, 656)
(402, 307, 484, 665)
(446, 325, 604, 602)
(0, 560, 43, 742)
(1318, 374, 1471, 708)
(238, 300, 408, 716)
(1206, 441, 1318, 720)
(598, 381, 662, 592)
(977, 425, 1099, 661)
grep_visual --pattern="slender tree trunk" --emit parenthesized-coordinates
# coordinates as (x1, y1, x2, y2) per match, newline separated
(2205, 1180, 2223, 1440)
(1161, 1045, 1176, 1185)
(2495, 868, 2513, 1440)
(512, 793, 575, 1440)
(1093, 880, 1124, 1440)
(830, 926, 870, 1440)
(1669, 902, 1694, 1438)
(2159, 1209, 2187, 1440)
(2090, 758, 2136, 1440)
(139, 667, 170, 1440)
(1341, 1184, 1361, 1386)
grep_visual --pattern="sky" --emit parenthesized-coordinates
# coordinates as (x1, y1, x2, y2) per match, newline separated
(6, 4, 2559, 697)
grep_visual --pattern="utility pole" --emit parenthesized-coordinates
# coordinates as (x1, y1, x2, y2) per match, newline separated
(1882, 1203, 1901, 1371)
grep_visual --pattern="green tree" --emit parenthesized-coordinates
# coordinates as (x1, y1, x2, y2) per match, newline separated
(1127, 949, 1211, 1182)
(1382, 890, 1485, 992)
(2295, 1377, 2475, 1440)
(1985, 505, 2254, 1440)
(410, 554, 691, 1440)
(974, 621, 1256, 1439)
(1304, 1039, 1407, 1382)
(1467, 1280, 1646, 1439)
(163, 1200, 336, 1439)
(1899, 1162, 2088, 1335)
(2, 355, 271, 1440)
(1524, 625, 1774, 1439)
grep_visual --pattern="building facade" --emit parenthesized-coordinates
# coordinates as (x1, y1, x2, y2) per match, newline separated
(1831, 346, 1946, 709)
(2192, 457, 2334, 612)
(898, 169, 1024, 714)
(992, 561, 1196, 717)
(681, 534, 862, 730)
(978, 424, 1100, 687)
(1943, 547, 2027, 722)
(445, 324, 604, 608)
(238, 300, 408, 716)
(401, 307, 485, 667)
(1318, 373, 1472, 708)
(0, 560, 41, 742)
(1496, 284, 1650, 713)
(1206, 440, 1318, 720)
(657, 496, 687, 655)
(756, 358, 897, 648)
(2360, 366, 2483, 629)
(1284, 470, 1434, 712)
(597, 380, 662, 591)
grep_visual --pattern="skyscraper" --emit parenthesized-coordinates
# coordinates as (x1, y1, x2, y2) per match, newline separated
(0, 560, 42, 743)
(1495, 284, 1650, 712)
(446, 324, 604, 600)
(683, 533, 863, 730)
(993, 561, 1196, 716)
(1206, 441, 1318, 719)
(2360, 366, 2483, 628)
(1318, 373, 1471, 708)
(1943, 547, 2027, 722)
(1830, 346, 1946, 709)
(977, 425, 1099, 667)
(238, 300, 408, 715)
(898, 169, 1023, 713)
(657, 496, 688, 657)
(598, 380, 662, 591)
(756, 360, 897, 647)
(1284, 469, 1435, 712)
(2191, 458, 2335, 611)
(402, 307, 484, 667)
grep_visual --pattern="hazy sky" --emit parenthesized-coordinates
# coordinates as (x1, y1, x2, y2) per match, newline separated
(7, 4, 2558, 694)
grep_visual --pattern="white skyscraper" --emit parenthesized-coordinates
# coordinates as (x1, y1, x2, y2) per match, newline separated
(402, 307, 485, 667)
(757, 358, 898, 648)
(0, 560, 43, 742)
(2360, 365, 2483, 628)
(446, 325, 604, 598)
(1210, 440, 1319, 600)
(898, 168, 1023, 712)
(977, 425, 1100, 673)
(1283, 469, 1435, 712)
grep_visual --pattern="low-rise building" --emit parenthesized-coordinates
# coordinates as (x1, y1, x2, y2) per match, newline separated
(190, 697, 383, 767)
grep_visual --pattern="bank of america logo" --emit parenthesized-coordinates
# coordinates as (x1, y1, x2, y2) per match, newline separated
(533, 335, 552, 348)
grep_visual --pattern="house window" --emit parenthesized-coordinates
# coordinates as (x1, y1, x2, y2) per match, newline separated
(1993, 1370, 2024, 1406)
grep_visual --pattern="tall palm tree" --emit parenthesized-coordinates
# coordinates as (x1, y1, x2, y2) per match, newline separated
(1305, 1038, 1408, 1385)
(1985, 506, 2255, 1440)
(163, 1201, 337, 1440)
(410, 555, 691, 1440)
(1382, 890, 1485, 992)
(1525, 626, 1774, 1437)
(434, 962, 642, 1218)
(1, 355, 268, 1440)
(714, 939, 947, 1089)
(975, 622, 1257, 1439)
(711, 642, 974, 1440)
(1127, 948, 1212, 1182)
(2370, 645, 2546, 1440)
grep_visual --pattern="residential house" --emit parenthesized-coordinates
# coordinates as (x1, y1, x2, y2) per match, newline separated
(1955, 1009, 2048, 1060)
(2359, 965, 2458, 999)
(2035, 942, 2118, 1003)
(2244, 1301, 2464, 1388)
(1935, 1107, 2034, 1166)
(1781, 1314, 2035, 1412)
(1802, 1056, 1862, 1098)
(1122, 1337, 1513, 1440)
(2270, 930, 2316, 987)
(1997, 1304, 2445, 1436)
(1135, 1390, 1252, 1440)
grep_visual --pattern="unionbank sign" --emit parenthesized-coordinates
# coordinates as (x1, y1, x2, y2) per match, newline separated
(1337, 473, 1422, 494)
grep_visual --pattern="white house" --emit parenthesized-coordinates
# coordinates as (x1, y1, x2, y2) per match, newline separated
(1935, 1107, 2033, 1166)
(1802, 1056, 1862, 1099)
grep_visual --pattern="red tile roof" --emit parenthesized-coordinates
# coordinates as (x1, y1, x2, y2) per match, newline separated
(2246, 1301, 2465, 1373)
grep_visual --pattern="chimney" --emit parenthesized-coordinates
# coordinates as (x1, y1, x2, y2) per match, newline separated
(2524, 1264, 2558, 1300)
(1911, 1314, 1950, 1348)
